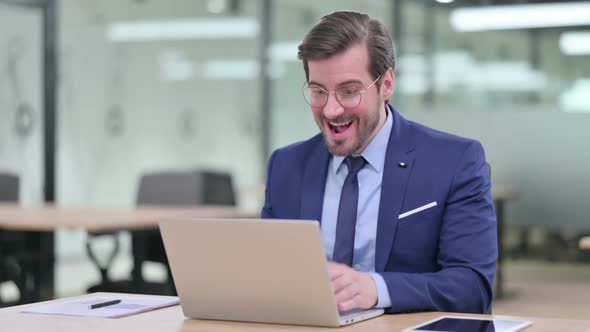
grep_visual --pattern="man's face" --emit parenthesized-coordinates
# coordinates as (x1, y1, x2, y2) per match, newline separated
(307, 44, 391, 156)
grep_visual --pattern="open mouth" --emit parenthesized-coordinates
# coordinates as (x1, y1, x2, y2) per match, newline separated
(329, 120, 353, 134)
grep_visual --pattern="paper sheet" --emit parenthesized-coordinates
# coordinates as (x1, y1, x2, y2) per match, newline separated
(22, 294, 180, 318)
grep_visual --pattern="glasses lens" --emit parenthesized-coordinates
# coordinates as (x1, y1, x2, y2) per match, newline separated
(337, 93, 361, 109)
(303, 86, 327, 107)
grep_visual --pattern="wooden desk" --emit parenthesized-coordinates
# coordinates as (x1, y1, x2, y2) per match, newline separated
(1, 293, 589, 332)
(0, 204, 257, 302)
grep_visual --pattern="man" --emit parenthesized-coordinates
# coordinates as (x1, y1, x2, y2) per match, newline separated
(261, 11, 497, 314)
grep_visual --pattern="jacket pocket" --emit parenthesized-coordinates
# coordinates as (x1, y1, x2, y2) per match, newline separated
(398, 201, 437, 220)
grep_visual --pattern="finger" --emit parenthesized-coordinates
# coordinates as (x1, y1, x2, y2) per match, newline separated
(327, 262, 347, 280)
(331, 272, 353, 293)
(338, 295, 361, 312)
(334, 281, 359, 305)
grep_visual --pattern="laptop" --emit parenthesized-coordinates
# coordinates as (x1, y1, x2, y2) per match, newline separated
(159, 218, 384, 327)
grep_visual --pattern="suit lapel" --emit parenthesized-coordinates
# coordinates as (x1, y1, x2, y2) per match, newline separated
(375, 108, 416, 272)
(300, 139, 331, 223)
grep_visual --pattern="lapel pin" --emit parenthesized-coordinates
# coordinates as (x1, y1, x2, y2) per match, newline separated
(398, 162, 407, 168)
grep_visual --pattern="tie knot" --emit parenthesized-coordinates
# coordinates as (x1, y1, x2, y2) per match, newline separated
(345, 156, 366, 174)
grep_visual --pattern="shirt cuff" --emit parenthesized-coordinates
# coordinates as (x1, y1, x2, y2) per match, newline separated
(368, 272, 392, 309)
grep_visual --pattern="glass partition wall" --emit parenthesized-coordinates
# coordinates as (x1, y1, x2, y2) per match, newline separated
(58, 0, 263, 209)
(0, 1, 49, 302)
(55, 0, 264, 296)
(0, 2, 44, 205)
(57, 0, 590, 233)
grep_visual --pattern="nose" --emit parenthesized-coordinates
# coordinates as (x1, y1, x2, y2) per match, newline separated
(322, 93, 344, 120)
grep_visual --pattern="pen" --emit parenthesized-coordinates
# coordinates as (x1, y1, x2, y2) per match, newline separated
(89, 299, 121, 310)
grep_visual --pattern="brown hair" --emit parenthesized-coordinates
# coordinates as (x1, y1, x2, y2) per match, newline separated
(297, 11, 395, 86)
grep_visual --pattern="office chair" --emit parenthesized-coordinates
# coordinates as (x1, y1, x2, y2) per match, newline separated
(131, 170, 236, 295)
(86, 170, 236, 295)
(0, 173, 26, 306)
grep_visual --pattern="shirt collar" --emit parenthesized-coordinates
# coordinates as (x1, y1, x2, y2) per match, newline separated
(332, 104, 393, 174)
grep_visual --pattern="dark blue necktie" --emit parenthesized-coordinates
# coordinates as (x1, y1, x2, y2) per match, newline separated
(332, 156, 367, 266)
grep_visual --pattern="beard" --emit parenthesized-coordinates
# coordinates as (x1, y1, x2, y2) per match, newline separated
(318, 106, 382, 156)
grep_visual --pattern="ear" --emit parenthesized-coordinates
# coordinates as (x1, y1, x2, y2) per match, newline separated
(380, 67, 395, 101)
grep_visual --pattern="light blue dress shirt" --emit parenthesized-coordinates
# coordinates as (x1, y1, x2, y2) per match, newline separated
(320, 105, 393, 309)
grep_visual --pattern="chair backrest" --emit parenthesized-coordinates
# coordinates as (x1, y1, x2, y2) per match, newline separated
(132, 170, 236, 281)
(136, 170, 235, 206)
(0, 173, 19, 202)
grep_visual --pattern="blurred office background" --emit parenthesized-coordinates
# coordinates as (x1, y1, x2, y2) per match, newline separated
(1, 0, 589, 317)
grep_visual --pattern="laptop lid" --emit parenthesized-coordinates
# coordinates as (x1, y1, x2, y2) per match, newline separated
(160, 218, 348, 327)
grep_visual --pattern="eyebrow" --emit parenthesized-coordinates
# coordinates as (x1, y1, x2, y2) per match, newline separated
(308, 79, 364, 88)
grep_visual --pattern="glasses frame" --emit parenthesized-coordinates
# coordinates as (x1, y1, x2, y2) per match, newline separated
(302, 74, 382, 109)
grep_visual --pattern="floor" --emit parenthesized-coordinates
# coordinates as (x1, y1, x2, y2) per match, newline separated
(492, 260, 590, 320)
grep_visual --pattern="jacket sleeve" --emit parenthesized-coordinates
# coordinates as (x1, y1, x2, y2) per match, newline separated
(382, 141, 497, 314)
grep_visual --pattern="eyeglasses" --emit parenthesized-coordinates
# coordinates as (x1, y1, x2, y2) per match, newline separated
(302, 75, 381, 109)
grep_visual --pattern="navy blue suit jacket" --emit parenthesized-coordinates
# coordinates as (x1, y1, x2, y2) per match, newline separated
(261, 107, 497, 314)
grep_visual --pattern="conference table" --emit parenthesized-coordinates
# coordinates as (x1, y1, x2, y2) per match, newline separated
(0, 204, 257, 302)
(1, 293, 589, 332)
(0, 204, 255, 232)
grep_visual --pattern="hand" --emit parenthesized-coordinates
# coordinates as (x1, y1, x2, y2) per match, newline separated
(327, 262, 378, 312)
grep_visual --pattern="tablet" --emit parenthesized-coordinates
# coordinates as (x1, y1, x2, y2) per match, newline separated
(404, 316, 533, 332)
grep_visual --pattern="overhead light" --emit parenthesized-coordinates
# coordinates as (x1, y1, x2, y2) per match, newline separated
(108, 17, 259, 42)
(450, 2, 590, 31)
(560, 31, 590, 55)
(436, 0, 454, 3)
